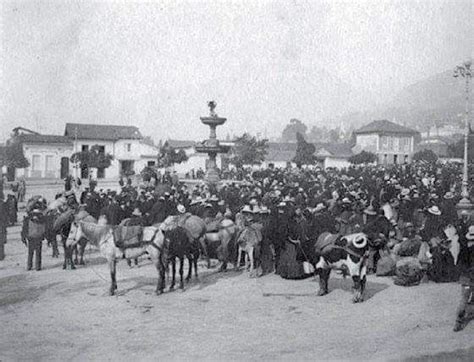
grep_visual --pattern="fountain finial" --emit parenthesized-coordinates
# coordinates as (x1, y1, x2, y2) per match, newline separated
(208, 100, 217, 117)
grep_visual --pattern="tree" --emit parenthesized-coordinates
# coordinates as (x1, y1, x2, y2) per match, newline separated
(157, 144, 188, 168)
(349, 151, 377, 165)
(0, 141, 29, 169)
(281, 119, 307, 142)
(292, 132, 315, 167)
(447, 135, 474, 162)
(412, 149, 438, 164)
(70, 144, 113, 178)
(229, 133, 268, 168)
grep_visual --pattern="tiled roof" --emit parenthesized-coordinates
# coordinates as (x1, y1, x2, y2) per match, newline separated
(354, 120, 418, 135)
(64, 123, 142, 141)
(15, 134, 72, 145)
(315, 143, 354, 158)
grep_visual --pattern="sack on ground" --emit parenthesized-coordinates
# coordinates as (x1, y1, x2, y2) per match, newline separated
(376, 256, 396, 276)
(394, 257, 423, 286)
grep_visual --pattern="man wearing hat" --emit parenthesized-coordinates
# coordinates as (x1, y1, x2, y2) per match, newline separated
(0, 193, 7, 260)
(420, 205, 444, 242)
(21, 209, 46, 271)
(441, 192, 458, 227)
(454, 225, 474, 331)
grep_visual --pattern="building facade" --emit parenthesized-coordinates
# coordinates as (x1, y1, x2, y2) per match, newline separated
(10, 124, 160, 180)
(353, 120, 420, 165)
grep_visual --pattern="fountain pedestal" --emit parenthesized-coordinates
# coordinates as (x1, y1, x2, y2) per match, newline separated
(195, 102, 230, 184)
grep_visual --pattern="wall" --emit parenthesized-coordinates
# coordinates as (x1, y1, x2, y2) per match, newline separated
(355, 134, 378, 153)
(18, 143, 73, 179)
(324, 157, 350, 169)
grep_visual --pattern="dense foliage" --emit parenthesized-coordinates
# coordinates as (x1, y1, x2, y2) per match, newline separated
(229, 133, 268, 168)
(412, 149, 438, 164)
(157, 145, 188, 168)
(292, 132, 315, 167)
(70, 144, 113, 175)
(349, 150, 377, 164)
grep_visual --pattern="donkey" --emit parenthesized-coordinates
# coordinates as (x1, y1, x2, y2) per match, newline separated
(67, 221, 167, 296)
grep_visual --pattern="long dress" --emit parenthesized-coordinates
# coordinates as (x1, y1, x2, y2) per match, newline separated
(277, 215, 306, 279)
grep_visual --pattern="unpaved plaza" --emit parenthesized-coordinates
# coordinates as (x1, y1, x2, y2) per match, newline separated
(1, 220, 473, 361)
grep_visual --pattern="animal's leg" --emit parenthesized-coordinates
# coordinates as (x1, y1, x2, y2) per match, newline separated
(199, 236, 210, 269)
(79, 241, 86, 265)
(179, 257, 184, 290)
(169, 259, 176, 291)
(235, 247, 241, 271)
(109, 259, 117, 296)
(62, 238, 67, 269)
(317, 268, 330, 296)
(249, 247, 255, 275)
(194, 250, 199, 278)
(73, 245, 78, 265)
(359, 264, 367, 301)
(156, 256, 165, 295)
(186, 256, 192, 282)
(352, 275, 363, 303)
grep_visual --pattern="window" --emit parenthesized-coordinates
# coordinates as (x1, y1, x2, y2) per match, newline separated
(147, 161, 156, 167)
(32, 155, 41, 170)
(381, 136, 388, 150)
(81, 145, 89, 152)
(97, 145, 105, 154)
(124, 143, 131, 152)
(393, 154, 398, 164)
(45, 155, 54, 171)
(387, 137, 394, 151)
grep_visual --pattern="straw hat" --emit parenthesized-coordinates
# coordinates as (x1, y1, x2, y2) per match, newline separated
(241, 205, 253, 213)
(427, 205, 441, 216)
(465, 225, 474, 240)
(260, 206, 271, 214)
(314, 203, 326, 212)
(444, 192, 454, 200)
(132, 208, 142, 217)
(177, 204, 186, 214)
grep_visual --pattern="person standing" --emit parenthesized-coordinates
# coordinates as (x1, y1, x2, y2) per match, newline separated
(453, 224, 474, 332)
(0, 194, 7, 260)
(21, 209, 46, 271)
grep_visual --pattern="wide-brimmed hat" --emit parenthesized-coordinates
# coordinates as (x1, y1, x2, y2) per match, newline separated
(277, 201, 287, 208)
(177, 204, 186, 214)
(400, 188, 410, 196)
(444, 192, 454, 199)
(342, 197, 351, 204)
(428, 205, 441, 216)
(314, 203, 326, 212)
(252, 206, 261, 214)
(31, 208, 43, 215)
(466, 225, 474, 240)
(241, 205, 253, 213)
(364, 205, 377, 215)
(209, 194, 219, 202)
(132, 208, 142, 217)
(190, 197, 202, 205)
(260, 206, 271, 214)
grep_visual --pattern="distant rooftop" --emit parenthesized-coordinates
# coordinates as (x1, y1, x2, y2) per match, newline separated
(164, 139, 196, 149)
(65, 123, 142, 141)
(354, 120, 419, 135)
(315, 143, 354, 158)
(15, 134, 72, 145)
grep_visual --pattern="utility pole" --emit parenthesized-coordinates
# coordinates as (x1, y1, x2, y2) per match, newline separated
(454, 59, 473, 216)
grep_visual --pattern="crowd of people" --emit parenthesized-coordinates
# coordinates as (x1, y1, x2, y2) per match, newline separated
(1, 160, 473, 331)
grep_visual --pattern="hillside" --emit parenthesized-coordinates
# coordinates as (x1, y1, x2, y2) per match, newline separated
(336, 69, 467, 132)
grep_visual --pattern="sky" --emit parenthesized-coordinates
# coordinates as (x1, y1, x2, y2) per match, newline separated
(0, 0, 472, 143)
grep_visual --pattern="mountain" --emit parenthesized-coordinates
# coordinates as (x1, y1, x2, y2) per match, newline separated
(336, 69, 467, 132)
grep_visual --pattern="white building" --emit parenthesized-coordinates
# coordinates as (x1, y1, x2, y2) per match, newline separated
(353, 120, 420, 165)
(10, 124, 160, 180)
(314, 143, 353, 169)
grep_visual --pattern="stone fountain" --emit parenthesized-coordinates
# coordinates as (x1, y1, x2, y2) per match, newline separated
(195, 101, 230, 184)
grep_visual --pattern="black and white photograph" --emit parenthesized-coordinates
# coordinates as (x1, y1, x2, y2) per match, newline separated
(0, 0, 473, 360)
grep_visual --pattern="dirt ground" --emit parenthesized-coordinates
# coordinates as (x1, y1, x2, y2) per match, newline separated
(1, 187, 473, 360)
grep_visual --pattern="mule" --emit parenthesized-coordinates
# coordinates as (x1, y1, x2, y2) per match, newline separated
(307, 232, 370, 303)
(66, 221, 167, 296)
(161, 226, 197, 291)
(235, 224, 262, 275)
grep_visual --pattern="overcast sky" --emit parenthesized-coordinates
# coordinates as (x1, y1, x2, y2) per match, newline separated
(1, 0, 472, 142)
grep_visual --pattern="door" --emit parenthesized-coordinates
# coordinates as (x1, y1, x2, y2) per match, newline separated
(6, 166, 15, 181)
(60, 157, 69, 179)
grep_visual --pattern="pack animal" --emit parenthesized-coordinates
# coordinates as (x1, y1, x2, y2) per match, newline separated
(308, 232, 370, 303)
(67, 221, 166, 296)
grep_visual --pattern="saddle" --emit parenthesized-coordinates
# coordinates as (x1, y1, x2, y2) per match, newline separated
(314, 232, 341, 256)
(205, 217, 224, 233)
(113, 225, 147, 249)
